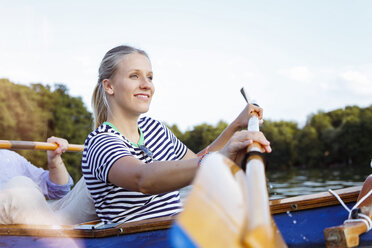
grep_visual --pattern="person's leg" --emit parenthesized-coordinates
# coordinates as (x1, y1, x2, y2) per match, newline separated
(49, 177, 98, 224)
(0, 176, 57, 225)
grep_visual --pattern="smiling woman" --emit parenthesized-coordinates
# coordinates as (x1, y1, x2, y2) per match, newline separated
(82, 45, 272, 224)
(103, 52, 154, 121)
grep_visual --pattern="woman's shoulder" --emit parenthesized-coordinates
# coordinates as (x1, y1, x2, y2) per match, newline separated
(139, 115, 157, 123)
(138, 116, 163, 126)
(85, 123, 123, 145)
(91, 123, 121, 135)
(138, 116, 166, 131)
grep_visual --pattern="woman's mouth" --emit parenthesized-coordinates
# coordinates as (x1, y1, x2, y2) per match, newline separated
(134, 93, 150, 100)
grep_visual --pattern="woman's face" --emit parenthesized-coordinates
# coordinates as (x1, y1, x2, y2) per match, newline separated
(106, 53, 154, 116)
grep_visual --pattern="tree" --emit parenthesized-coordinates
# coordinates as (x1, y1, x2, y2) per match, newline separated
(261, 121, 299, 169)
(182, 121, 228, 153)
(47, 84, 93, 181)
(166, 123, 184, 141)
(0, 79, 93, 182)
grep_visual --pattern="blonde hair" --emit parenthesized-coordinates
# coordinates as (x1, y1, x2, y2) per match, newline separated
(92, 45, 149, 129)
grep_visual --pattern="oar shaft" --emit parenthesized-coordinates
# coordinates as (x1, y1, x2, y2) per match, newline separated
(248, 115, 260, 132)
(0, 140, 84, 152)
(247, 112, 263, 153)
(245, 110, 269, 223)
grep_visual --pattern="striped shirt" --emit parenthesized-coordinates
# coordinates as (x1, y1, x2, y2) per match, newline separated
(81, 116, 187, 223)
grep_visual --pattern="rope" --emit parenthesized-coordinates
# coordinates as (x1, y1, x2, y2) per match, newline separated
(329, 188, 372, 231)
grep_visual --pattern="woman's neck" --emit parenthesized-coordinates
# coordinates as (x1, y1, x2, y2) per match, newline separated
(107, 112, 141, 144)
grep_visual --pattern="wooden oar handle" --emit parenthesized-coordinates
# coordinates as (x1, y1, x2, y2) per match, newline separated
(0, 140, 84, 152)
(247, 111, 264, 153)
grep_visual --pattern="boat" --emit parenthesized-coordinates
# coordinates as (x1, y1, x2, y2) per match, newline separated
(1, 139, 372, 247)
(0, 184, 369, 247)
(0, 150, 370, 247)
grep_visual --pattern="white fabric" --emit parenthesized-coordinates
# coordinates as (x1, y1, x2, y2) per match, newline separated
(50, 177, 98, 224)
(0, 176, 58, 225)
(0, 176, 97, 225)
(0, 149, 73, 199)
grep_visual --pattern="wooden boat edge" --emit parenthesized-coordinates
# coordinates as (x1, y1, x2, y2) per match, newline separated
(270, 185, 361, 214)
(0, 186, 361, 238)
(0, 215, 174, 238)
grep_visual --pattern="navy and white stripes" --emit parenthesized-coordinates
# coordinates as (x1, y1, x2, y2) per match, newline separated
(81, 116, 187, 223)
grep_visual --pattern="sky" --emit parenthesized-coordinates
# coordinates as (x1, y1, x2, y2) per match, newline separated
(1, 0, 372, 131)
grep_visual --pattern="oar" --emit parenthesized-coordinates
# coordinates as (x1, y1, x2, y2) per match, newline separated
(239, 88, 286, 247)
(240, 87, 249, 103)
(324, 175, 372, 248)
(0, 140, 84, 152)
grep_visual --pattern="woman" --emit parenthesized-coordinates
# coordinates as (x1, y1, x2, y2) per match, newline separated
(82, 45, 271, 224)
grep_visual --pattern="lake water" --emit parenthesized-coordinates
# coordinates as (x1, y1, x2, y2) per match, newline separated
(179, 165, 372, 201)
(267, 166, 371, 199)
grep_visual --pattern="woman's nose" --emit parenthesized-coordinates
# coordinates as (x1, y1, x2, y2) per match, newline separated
(140, 77, 152, 88)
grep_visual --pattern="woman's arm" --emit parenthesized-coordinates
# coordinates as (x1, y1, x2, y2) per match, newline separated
(108, 156, 199, 195)
(108, 130, 271, 195)
(197, 104, 263, 155)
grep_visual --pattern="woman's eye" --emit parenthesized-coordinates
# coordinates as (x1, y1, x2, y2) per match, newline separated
(147, 76, 153, 81)
(130, 74, 138, 79)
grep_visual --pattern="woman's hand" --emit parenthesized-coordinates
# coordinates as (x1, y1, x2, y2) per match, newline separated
(234, 104, 263, 130)
(220, 130, 271, 164)
(46, 136, 70, 185)
(47, 136, 68, 164)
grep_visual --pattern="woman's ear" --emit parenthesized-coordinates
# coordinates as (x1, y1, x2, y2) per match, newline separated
(102, 79, 114, 95)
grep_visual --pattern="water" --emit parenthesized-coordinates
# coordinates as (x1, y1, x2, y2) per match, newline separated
(179, 166, 372, 201)
(267, 166, 372, 199)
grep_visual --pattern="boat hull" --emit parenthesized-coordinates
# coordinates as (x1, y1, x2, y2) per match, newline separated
(0, 229, 170, 248)
(170, 202, 372, 248)
(3, 202, 372, 247)
(0, 154, 369, 247)
(274, 203, 353, 247)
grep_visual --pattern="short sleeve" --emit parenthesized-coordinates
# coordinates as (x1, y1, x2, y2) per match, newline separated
(163, 124, 188, 160)
(85, 133, 132, 183)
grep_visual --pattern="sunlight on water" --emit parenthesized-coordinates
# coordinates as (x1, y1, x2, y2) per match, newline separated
(179, 166, 372, 201)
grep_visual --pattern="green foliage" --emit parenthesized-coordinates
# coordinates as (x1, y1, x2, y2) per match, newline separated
(261, 120, 299, 168)
(167, 121, 228, 153)
(181, 121, 228, 153)
(170, 106, 372, 170)
(166, 124, 184, 141)
(1, 77, 372, 177)
(294, 105, 372, 168)
(47, 84, 93, 180)
(295, 125, 324, 167)
(0, 79, 92, 182)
